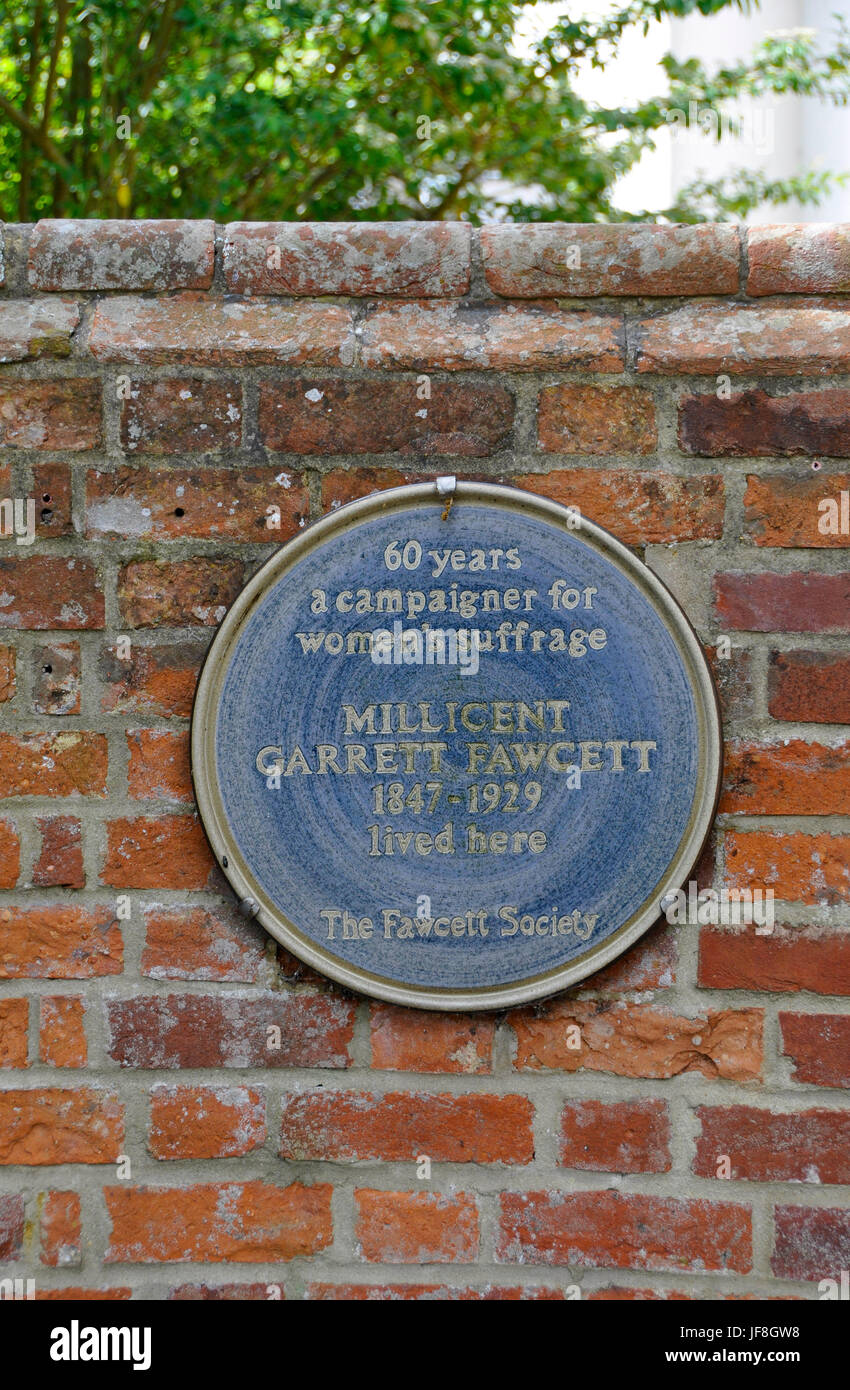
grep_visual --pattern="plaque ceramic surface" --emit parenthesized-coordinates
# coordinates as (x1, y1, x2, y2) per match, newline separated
(191, 481, 721, 1010)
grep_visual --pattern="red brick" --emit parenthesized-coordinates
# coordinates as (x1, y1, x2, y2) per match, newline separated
(0, 1195, 25, 1260)
(32, 816, 84, 888)
(100, 639, 206, 717)
(31, 643, 81, 715)
(0, 299, 80, 360)
(0, 1089, 123, 1164)
(498, 1191, 751, 1273)
(117, 557, 243, 628)
(307, 1283, 564, 1300)
(169, 1284, 276, 1300)
(509, 999, 762, 1081)
(224, 221, 470, 296)
(40, 1191, 82, 1267)
(88, 467, 307, 542)
(748, 225, 850, 295)
(560, 1099, 671, 1173)
(0, 733, 107, 797)
(0, 379, 101, 448)
(90, 294, 354, 365)
(31, 461, 73, 538)
(636, 303, 850, 375)
(707, 645, 755, 723)
(720, 739, 850, 815)
(780, 1013, 850, 1088)
(587, 1286, 690, 1301)
(119, 379, 242, 454)
(537, 384, 656, 453)
(725, 830, 850, 906)
(482, 224, 739, 297)
(105, 993, 354, 1069)
(323, 466, 423, 511)
(577, 922, 677, 993)
(679, 388, 850, 456)
(694, 1106, 850, 1183)
(356, 1190, 478, 1264)
(0, 905, 122, 979)
(699, 926, 850, 996)
(258, 379, 514, 456)
(149, 1085, 265, 1159)
(714, 572, 850, 632)
(361, 303, 624, 371)
(0, 644, 16, 701)
(0, 557, 104, 630)
(39, 997, 87, 1068)
(141, 905, 265, 983)
(35, 1287, 132, 1300)
(0, 999, 28, 1068)
(102, 815, 217, 890)
(127, 730, 192, 802)
(0, 817, 20, 888)
(514, 469, 723, 544)
(744, 473, 850, 547)
(105, 1181, 332, 1263)
(769, 650, 850, 724)
(370, 1004, 493, 1074)
(30, 219, 215, 290)
(280, 1091, 533, 1163)
(772, 1206, 850, 1280)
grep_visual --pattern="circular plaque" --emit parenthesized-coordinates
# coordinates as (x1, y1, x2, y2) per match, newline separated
(191, 481, 721, 1010)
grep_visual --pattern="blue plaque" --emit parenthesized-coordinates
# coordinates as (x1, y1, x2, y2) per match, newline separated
(191, 481, 721, 1009)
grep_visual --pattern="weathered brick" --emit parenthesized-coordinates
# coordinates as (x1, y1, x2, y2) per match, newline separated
(747, 225, 850, 295)
(482, 224, 739, 297)
(0, 299, 80, 361)
(119, 379, 242, 454)
(636, 303, 850, 375)
(90, 295, 354, 365)
(169, 1284, 275, 1300)
(0, 644, 16, 702)
(88, 467, 307, 542)
(31, 642, 81, 715)
(0, 733, 107, 797)
(780, 1014, 850, 1088)
(259, 379, 514, 456)
(0, 379, 101, 448)
(105, 1181, 332, 1263)
(0, 1195, 25, 1260)
(149, 1085, 265, 1159)
(307, 1283, 564, 1300)
(706, 645, 755, 723)
(141, 905, 265, 983)
(39, 996, 87, 1068)
(224, 221, 470, 296)
(126, 730, 192, 802)
(322, 466, 424, 511)
(720, 739, 850, 815)
(0, 1089, 123, 1164)
(31, 462, 74, 538)
(498, 1192, 751, 1273)
(0, 905, 122, 979)
(744, 473, 850, 547)
(0, 557, 104, 630)
(280, 1091, 534, 1163)
(772, 1206, 850, 1280)
(40, 1191, 82, 1267)
(370, 1004, 493, 1074)
(106, 993, 354, 1069)
(560, 1099, 671, 1173)
(694, 1106, 850, 1183)
(361, 303, 624, 371)
(102, 815, 217, 889)
(32, 816, 84, 888)
(714, 572, 850, 632)
(725, 830, 850, 906)
(537, 384, 656, 453)
(699, 926, 850, 996)
(514, 468, 723, 543)
(100, 639, 207, 717)
(356, 1190, 478, 1264)
(0, 817, 20, 889)
(35, 1287, 132, 1300)
(576, 922, 677, 993)
(117, 557, 243, 627)
(0, 999, 28, 1067)
(509, 999, 762, 1081)
(769, 650, 850, 724)
(30, 219, 215, 291)
(679, 388, 850, 456)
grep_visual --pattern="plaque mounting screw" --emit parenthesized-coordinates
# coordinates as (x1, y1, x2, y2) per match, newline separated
(238, 898, 260, 919)
(436, 474, 456, 521)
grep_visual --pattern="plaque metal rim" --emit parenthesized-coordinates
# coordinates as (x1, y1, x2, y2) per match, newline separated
(191, 480, 722, 1012)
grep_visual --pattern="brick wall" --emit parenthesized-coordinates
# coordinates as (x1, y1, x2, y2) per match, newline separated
(0, 218, 848, 1300)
